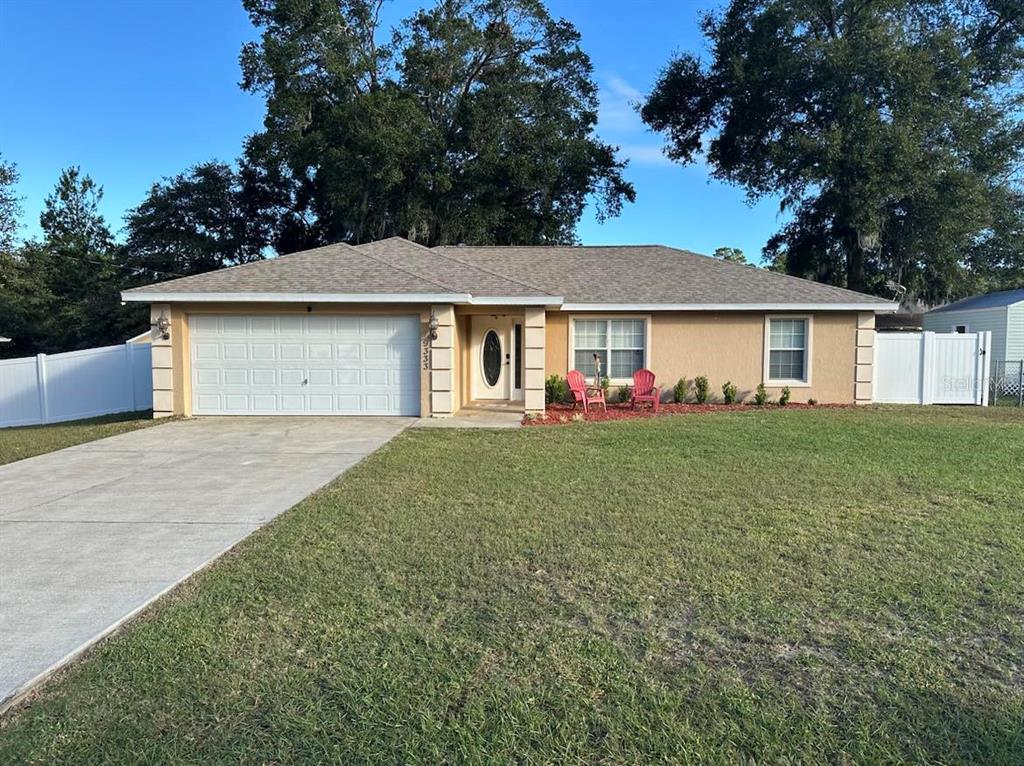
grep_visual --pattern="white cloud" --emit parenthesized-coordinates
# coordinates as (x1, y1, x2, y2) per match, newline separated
(617, 143, 673, 167)
(606, 75, 643, 103)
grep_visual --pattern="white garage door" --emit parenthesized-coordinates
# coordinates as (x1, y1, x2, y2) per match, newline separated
(189, 314, 421, 416)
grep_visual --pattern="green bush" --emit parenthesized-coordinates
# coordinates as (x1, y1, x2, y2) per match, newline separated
(779, 386, 791, 406)
(545, 375, 569, 405)
(694, 376, 710, 404)
(617, 385, 631, 403)
(754, 382, 769, 406)
(807, 397, 817, 406)
(673, 377, 689, 403)
(601, 376, 610, 399)
(722, 381, 738, 404)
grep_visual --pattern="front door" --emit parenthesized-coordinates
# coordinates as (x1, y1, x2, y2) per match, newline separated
(471, 316, 521, 400)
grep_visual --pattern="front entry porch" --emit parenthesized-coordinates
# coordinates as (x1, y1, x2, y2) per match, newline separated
(427, 304, 546, 418)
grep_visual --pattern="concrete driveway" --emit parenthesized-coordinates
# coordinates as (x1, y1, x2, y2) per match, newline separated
(0, 416, 412, 709)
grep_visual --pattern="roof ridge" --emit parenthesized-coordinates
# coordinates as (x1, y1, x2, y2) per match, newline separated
(428, 247, 555, 296)
(353, 243, 460, 294)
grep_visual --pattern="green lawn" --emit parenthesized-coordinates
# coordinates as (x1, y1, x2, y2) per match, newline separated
(1, 407, 1022, 764)
(0, 411, 159, 466)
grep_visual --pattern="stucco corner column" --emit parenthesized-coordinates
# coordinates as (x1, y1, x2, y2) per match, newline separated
(429, 304, 455, 417)
(523, 307, 546, 414)
(855, 312, 875, 404)
(150, 303, 174, 418)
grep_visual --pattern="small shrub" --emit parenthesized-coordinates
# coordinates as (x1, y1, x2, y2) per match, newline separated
(617, 385, 631, 403)
(694, 376, 710, 404)
(545, 375, 568, 405)
(753, 383, 769, 406)
(601, 376, 610, 399)
(722, 381, 738, 404)
(779, 386, 791, 406)
(807, 397, 817, 406)
(673, 377, 689, 403)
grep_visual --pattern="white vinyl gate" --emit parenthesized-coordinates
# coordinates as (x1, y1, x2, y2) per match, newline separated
(873, 331, 991, 405)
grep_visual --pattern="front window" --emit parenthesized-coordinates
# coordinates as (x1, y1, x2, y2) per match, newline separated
(573, 318, 646, 380)
(766, 317, 809, 383)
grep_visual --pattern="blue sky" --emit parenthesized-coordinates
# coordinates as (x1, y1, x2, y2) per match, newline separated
(1, 0, 784, 262)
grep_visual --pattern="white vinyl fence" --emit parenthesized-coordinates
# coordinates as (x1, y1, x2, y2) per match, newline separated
(0, 342, 152, 428)
(873, 331, 991, 405)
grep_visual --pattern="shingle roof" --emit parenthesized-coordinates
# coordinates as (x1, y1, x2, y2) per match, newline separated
(354, 238, 550, 297)
(928, 288, 1024, 313)
(122, 237, 893, 307)
(433, 244, 890, 306)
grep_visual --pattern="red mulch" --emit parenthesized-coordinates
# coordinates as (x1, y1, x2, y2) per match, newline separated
(522, 401, 851, 426)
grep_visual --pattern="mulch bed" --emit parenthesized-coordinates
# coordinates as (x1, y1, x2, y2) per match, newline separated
(523, 401, 851, 426)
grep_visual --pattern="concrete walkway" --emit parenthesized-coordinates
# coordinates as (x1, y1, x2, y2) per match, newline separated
(0, 416, 411, 709)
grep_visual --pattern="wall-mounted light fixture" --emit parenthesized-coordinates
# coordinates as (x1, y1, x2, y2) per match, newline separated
(427, 314, 439, 342)
(153, 312, 171, 341)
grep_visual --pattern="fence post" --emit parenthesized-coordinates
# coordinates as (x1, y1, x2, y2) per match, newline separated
(978, 331, 991, 407)
(1018, 361, 1023, 408)
(35, 353, 49, 424)
(920, 332, 934, 405)
(125, 341, 138, 412)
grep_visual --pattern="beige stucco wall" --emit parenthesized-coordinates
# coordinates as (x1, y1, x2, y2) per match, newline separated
(545, 310, 863, 403)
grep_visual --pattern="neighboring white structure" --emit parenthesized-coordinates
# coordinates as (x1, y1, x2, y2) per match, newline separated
(923, 288, 1024, 364)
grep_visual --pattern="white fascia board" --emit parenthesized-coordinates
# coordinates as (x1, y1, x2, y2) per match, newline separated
(468, 295, 564, 306)
(121, 292, 472, 304)
(560, 302, 899, 313)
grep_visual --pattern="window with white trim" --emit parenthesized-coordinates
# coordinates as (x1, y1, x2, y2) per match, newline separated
(573, 318, 646, 379)
(767, 318, 809, 382)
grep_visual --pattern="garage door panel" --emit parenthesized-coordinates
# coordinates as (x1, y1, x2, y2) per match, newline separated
(222, 316, 247, 334)
(252, 394, 277, 410)
(250, 317, 276, 333)
(308, 369, 332, 385)
(191, 314, 420, 416)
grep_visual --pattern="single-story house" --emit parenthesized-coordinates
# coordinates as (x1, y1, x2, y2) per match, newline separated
(923, 288, 1024, 365)
(120, 237, 897, 418)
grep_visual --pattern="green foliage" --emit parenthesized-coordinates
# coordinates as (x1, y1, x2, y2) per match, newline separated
(722, 381, 738, 405)
(642, 0, 1024, 300)
(807, 397, 818, 406)
(0, 154, 21, 254)
(694, 376, 710, 404)
(713, 246, 746, 264)
(545, 374, 569, 405)
(617, 385, 631, 404)
(754, 383, 769, 406)
(673, 377, 689, 403)
(601, 377, 611, 399)
(779, 387, 792, 407)
(239, 0, 634, 250)
(1, 168, 141, 357)
(122, 162, 269, 281)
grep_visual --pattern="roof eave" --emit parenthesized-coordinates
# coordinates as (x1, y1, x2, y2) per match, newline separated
(121, 291, 473, 304)
(560, 302, 899, 313)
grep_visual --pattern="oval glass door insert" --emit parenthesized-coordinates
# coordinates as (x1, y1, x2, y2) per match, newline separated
(482, 330, 502, 387)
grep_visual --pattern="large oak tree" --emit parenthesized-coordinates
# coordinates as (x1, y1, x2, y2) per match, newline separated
(239, 0, 634, 251)
(642, 0, 1024, 301)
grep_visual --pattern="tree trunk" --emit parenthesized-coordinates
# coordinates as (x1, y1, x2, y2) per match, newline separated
(847, 247, 865, 292)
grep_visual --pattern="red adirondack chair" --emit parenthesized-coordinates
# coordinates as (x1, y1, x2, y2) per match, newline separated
(630, 368, 661, 412)
(567, 370, 606, 413)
